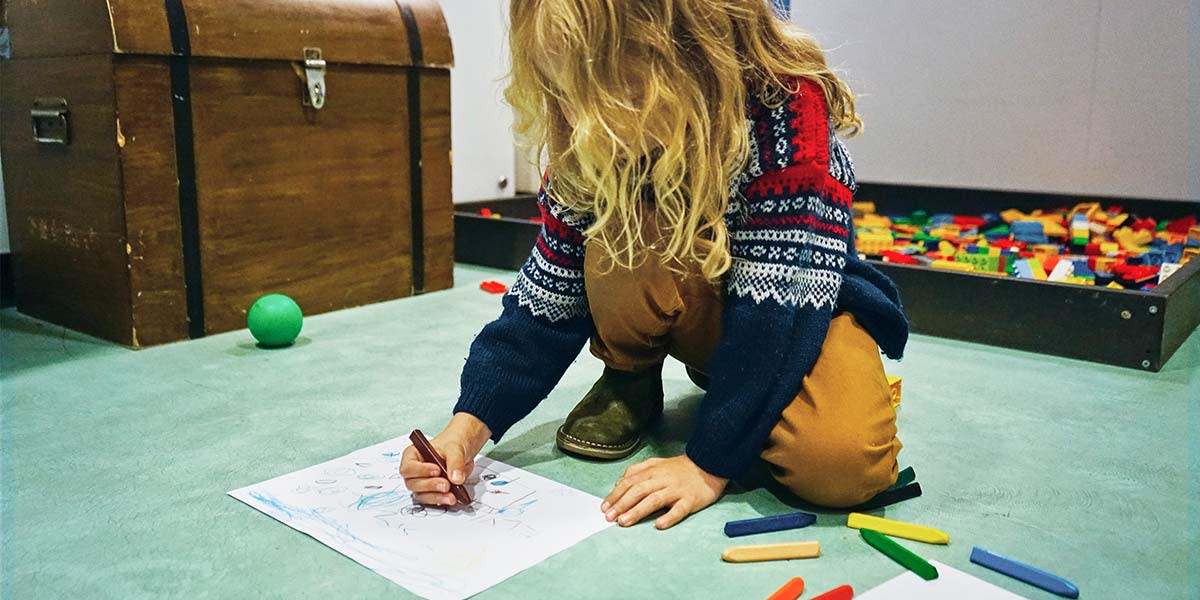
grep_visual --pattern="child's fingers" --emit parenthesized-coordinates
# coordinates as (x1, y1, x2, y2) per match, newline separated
(603, 471, 653, 510)
(412, 492, 459, 506)
(655, 502, 691, 530)
(606, 480, 658, 520)
(398, 447, 442, 478)
(405, 477, 451, 494)
(617, 491, 671, 527)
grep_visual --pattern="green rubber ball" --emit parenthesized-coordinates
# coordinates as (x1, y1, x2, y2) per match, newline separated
(247, 293, 303, 347)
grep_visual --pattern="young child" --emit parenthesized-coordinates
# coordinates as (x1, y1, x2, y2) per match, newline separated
(400, 0, 908, 530)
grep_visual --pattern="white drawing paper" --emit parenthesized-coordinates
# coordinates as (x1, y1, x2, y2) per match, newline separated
(859, 560, 1029, 599)
(229, 437, 613, 600)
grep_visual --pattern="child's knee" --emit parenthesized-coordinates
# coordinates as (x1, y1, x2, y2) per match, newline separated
(769, 437, 897, 508)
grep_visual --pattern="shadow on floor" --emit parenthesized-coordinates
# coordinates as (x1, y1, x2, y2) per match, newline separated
(0, 310, 121, 377)
(488, 419, 567, 470)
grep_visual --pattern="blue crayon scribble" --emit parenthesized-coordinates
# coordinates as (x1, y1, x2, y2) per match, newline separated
(499, 498, 538, 515)
(353, 486, 411, 511)
(490, 480, 509, 486)
(248, 491, 385, 552)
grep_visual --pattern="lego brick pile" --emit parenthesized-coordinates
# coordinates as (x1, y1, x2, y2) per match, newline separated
(853, 202, 1200, 290)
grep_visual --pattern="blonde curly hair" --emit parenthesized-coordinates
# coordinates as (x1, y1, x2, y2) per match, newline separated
(507, 0, 861, 281)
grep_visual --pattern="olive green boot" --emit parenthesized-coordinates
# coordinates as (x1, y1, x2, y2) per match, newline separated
(556, 365, 664, 460)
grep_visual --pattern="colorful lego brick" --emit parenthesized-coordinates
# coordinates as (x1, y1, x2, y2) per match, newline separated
(1011, 221, 1048, 244)
(1069, 214, 1091, 246)
(929, 225, 963, 239)
(1000, 208, 1029, 223)
(1128, 248, 1165, 266)
(956, 252, 1001, 272)
(931, 259, 976, 273)
(1159, 262, 1182, 283)
(1106, 281, 1125, 289)
(1165, 215, 1197, 235)
(856, 229, 894, 255)
(1047, 260, 1075, 282)
(881, 251, 919, 265)
(1107, 213, 1129, 229)
(1189, 226, 1200, 244)
(1014, 258, 1048, 280)
(1182, 247, 1198, 265)
(852, 201, 877, 216)
(1092, 256, 1118, 273)
(855, 214, 893, 229)
(886, 375, 903, 408)
(910, 210, 930, 226)
(1068, 202, 1102, 221)
(1100, 241, 1120, 255)
(1113, 227, 1152, 253)
(1131, 217, 1157, 232)
(953, 215, 987, 228)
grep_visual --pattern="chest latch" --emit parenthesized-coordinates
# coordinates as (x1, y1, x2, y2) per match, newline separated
(297, 47, 327, 110)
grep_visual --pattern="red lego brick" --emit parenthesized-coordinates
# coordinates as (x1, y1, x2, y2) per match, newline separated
(479, 280, 508, 294)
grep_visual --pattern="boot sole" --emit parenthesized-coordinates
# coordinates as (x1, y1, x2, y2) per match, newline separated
(555, 426, 641, 460)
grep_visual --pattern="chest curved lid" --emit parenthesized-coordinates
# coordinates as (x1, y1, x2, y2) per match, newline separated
(2, 0, 452, 68)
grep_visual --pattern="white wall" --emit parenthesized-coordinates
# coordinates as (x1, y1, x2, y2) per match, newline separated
(793, 0, 1199, 201)
(440, 0, 517, 203)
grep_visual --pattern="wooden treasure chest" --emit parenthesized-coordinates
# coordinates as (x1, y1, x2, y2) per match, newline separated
(0, 0, 454, 347)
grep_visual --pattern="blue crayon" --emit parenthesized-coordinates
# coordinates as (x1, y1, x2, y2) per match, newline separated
(723, 511, 817, 537)
(970, 546, 1079, 598)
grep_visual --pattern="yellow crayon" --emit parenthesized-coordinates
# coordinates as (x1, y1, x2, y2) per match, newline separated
(721, 541, 820, 563)
(846, 513, 950, 545)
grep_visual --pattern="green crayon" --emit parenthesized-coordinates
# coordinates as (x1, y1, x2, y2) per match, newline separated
(860, 528, 939, 581)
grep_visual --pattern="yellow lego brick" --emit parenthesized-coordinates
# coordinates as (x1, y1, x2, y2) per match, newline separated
(937, 240, 957, 255)
(1038, 217, 1069, 238)
(1190, 226, 1200, 244)
(1000, 208, 1029, 223)
(1062, 276, 1094, 286)
(1099, 242, 1119, 255)
(886, 375, 903, 408)
(855, 214, 892, 229)
(1183, 247, 1199, 265)
(1113, 227, 1150, 253)
(1107, 213, 1129, 229)
(852, 201, 877, 215)
(856, 230, 894, 255)
(1107, 281, 1125, 289)
(1094, 256, 1118, 272)
(988, 246, 1001, 256)
(1068, 202, 1102, 221)
(931, 259, 976, 273)
(1032, 244, 1060, 256)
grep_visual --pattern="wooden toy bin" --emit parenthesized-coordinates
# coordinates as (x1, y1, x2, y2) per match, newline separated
(453, 184, 1200, 372)
(0, 0, 455, 347)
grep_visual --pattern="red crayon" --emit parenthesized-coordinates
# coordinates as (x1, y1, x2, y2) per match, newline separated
(810, 585, 854, 600)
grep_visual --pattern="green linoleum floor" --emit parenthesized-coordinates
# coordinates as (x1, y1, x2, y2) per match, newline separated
(2, 264, 1198, 599)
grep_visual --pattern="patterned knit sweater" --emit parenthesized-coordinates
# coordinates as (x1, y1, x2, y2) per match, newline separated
(455, 80, 909, 479)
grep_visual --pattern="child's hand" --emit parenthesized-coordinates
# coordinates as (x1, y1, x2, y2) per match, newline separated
(399, 413, 491, 505)
(601, 455, 728, 530)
